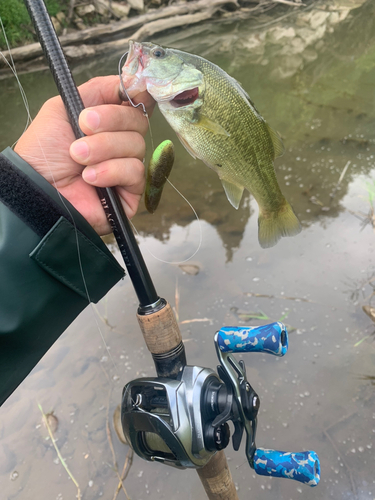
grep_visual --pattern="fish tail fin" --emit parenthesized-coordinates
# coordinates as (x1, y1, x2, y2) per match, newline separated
(258, 200, 301, 248)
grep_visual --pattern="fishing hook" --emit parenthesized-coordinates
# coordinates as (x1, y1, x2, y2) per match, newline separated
(118, 51, 147, 116)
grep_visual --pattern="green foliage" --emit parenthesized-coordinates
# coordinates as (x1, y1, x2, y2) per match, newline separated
(0, 0, 65, 50)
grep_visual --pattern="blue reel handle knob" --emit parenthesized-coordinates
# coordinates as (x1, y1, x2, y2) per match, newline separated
(217, 322, 288, 356)
(253, 448, 320, 486)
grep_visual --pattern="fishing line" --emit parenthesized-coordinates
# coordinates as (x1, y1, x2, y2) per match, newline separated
(0, 17, 32, 147)
(118, 51, 147, 115)
(1, 23, 118, 373)
(118, 52, 202, 265)
(130, 178, 203, 265)
(118, 51, 155, 152)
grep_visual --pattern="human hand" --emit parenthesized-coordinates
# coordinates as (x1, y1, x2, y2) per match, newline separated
(14, 75, 155, 235)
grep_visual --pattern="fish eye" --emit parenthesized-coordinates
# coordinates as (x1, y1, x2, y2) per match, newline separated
(152, 48, 165, 58)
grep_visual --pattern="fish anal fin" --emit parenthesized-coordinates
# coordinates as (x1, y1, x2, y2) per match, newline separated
(197, 115, 230, 137)
(221, 179, 244, 209)
(176, 132, 197, 159)
(258, 200, 301, 248)
(265, 123, 285, 159)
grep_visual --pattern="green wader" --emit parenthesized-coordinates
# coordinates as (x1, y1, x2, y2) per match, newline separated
(0, 147, 125, 406)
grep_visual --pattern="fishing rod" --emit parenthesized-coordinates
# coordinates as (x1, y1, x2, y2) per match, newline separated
(23, 1, 238, 498)
(23, 1, 321, 497)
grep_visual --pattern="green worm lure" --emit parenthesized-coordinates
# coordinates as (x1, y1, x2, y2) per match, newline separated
(145, 140, 175, 214)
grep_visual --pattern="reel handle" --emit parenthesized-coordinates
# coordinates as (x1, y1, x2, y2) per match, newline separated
(253, 448, 320, 486)
(217, 322, 288, 356)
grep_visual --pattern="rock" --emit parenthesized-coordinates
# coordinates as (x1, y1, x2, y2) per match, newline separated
(280, 36, 306, 55)
(271, 54, 303, 79)
(302, 48, 318, 63)
(94, 0, 130, 18)
(56, 11, 66, 23)
(43, 411, 59, 434)
(179, 264, 201, 275)
(94, 0, 111, 16)
(111, 1, 131, 18)
(328, 11, 341, 24)
(51, 16, 62, 35)
(76, 4, 96, 17)
(363, 305, 375, 322)
(128, 0, 144, 12)
(241, 35, 265, 58)
(267, 26, 295, 43)
(309, 10, 330, 30)
(296, 27, 321, 46)
(73, 15, 86, 31)
(113, 404, 128, 444)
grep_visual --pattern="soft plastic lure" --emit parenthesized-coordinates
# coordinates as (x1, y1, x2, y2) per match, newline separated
(145, 140, 175, 214)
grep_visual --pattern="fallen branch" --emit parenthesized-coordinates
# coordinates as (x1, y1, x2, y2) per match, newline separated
(63, 0, 239, 60)
(330, 160, 351, 203)
(112, 448, 134, 500)
(38, 403, 82, 500)
(106, 399, 131, 500)
(0, 0, 238, 67)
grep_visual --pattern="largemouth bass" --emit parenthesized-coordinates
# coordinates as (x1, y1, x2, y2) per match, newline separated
(121, 41, 301, 248)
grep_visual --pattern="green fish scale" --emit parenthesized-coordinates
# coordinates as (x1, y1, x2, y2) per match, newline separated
(163, 50, 286, 213)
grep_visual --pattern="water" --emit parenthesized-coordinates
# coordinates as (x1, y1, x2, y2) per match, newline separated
(1, 1, 375, 498)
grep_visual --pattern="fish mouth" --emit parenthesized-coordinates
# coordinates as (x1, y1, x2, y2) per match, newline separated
(171, 87, 199, 107)
(123, 42, 145, 76)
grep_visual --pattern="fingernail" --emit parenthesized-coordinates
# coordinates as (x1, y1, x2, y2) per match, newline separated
(82, 167, 97, 182)
(71, 140, 89, 160)
(83, 109, 101, 131)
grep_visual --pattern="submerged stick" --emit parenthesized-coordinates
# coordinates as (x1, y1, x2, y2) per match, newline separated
(112, 448, 134, 500)
(38, 403, 82, 500)
(330, 160, 351, 203)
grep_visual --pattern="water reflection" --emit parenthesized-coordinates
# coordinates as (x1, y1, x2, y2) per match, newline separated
(1, 0, 375, 258)
(131, 0, 375, 255)
(1, 1, 375, 499)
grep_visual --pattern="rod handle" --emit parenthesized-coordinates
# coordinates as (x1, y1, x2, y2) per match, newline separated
(253, 448, 320, 486)
(217, 322, 288, 356)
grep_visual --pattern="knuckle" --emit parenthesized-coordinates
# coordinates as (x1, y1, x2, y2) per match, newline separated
(134, 133, 146, 155)
(132, 158, 146, 178)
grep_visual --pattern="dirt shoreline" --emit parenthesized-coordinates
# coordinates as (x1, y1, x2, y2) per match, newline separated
(0, 0, 305, 77)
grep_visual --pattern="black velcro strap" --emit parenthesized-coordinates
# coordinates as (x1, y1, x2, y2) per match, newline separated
(0, 153, 72, 238)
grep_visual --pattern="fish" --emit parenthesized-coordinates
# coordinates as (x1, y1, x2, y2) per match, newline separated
(145, 139, 175, 214)
(121, 41, 301, 248)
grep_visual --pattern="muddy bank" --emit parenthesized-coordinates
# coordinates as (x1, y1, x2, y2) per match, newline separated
(0, 0, 305, 76)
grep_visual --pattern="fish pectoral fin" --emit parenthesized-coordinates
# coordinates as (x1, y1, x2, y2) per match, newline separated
(221, 179, 244, 209)
(176, 132, 197, 159)
(265, 123, 285, 159)
(197, 115, 230, 137)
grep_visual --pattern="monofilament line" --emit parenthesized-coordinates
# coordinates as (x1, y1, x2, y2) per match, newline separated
(131, 178, 203, 265)
(1, 20, 118, 373)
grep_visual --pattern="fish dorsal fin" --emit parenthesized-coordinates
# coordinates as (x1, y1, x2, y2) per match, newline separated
(266, 123, 285, 159)
(197, 115, 230, 137)
(176, 132, 197, 159)
(221, 179, 244, 209)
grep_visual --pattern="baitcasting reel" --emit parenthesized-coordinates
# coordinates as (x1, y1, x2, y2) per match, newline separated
(121, 322, 320, 486)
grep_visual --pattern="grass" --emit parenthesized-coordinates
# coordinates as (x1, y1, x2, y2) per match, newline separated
(0, 0, 64, 50)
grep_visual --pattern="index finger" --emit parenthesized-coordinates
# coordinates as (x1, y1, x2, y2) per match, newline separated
(123, 90, 156, 116)
(78, 76, 156, 117)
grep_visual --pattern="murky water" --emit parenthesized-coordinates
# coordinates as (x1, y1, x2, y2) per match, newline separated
(1, 1, 375, 499)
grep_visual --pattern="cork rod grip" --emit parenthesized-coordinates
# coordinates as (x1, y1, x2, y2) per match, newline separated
(197, 451, 239, 500)
(137, 302, 182, 354)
